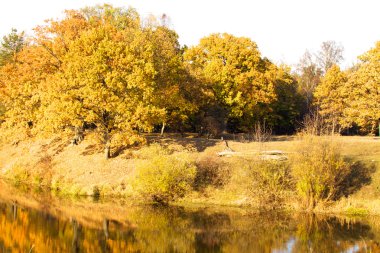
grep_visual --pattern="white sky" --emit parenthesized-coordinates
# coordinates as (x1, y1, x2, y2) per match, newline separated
(0, 0, 379, 69)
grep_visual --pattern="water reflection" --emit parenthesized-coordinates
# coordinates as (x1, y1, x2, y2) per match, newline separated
(0, 200, 380, 252)
(290, 214, 375, 252)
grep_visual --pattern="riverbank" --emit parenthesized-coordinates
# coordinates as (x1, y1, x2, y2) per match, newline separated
(0, 133, 379, 214)
(2, 180, 380, 253)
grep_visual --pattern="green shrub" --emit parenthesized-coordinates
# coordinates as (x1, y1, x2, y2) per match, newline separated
(5, 155, 53, 189)
(344, 207, 369, 216)
(5, 163, 30, 185)
(51, 177, 63, 192)
(248, 159, 293, 208)
(291, 137, 351, 210)
(134, 154, 197, 203)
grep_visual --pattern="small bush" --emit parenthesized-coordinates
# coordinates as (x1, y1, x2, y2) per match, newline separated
(194, 156, 230, 191)
(251, 121, 272, 142)
(299, 112, 329, 136)
(33, 155, 53, 187)
(92, 185, 101, 200)
(5, 163, 30, 185)
(51, 176, 64, 192)
(291, 137, 351, 209)
(134, 154, 197, 203)
(248, 159, 293, 208)
(344, 207, 369, 216)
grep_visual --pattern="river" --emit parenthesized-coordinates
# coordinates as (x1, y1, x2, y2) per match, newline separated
(0, 183, 379, 252)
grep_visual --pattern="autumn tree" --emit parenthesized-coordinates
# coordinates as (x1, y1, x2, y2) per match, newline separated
(314, 65, 348, 134)
(40, 5, 169, 158)
(184, 33, 278, 133)
(0, 43, 58, 140)
(0, 4, 198, 157)
(343, 41, 380, 134)
(144, 21, 198, 135)
(0, 13, 87, 138)
(0, 29, 27, 124)
(267, 64, 304, 134)
(33, 10, 91, 68)
(37, 5, 196, 158)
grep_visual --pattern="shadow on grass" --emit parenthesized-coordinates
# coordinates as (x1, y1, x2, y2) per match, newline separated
(146, 134, 220, 152)
(80, 144, 101, 156)
(337, 160, 377, 199)
(79, 133, 221, 157)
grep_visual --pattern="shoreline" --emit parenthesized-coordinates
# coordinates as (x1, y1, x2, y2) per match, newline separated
(0, 135, 379, 215)
(0, 178, 374, 218)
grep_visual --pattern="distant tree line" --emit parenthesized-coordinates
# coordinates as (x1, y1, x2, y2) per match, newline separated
(0, 5, 379, 156)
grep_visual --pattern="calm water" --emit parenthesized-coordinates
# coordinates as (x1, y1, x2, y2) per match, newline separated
(0, 193, 380, 252)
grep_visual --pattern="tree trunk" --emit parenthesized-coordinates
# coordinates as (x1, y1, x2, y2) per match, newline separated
(71, 219, 81, 252)
(12, 203, 17, 220)
(75, 125, 84, 142)
(103, 219, 109, 239)
(104, 130, 111, 159)
(71, 125, 84, 145)
(104, 144, 110, 159)
(331, 119, 336, 136)
(160, 122, 165, 137)
(371, 122, 376, 136)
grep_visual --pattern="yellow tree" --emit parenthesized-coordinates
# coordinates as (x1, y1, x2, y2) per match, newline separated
(266, 64, 303, 134)
(0, 9, 90, 139)
(42, 6, 164, 158)
(343, 42, 380, 134)
(33, 10, 90, 72)
(0, 29, 27, 127)
(0, 44, 58, 139)
(184, 33, 277, 132)
(34, 5, 141, 140)
(1, 5, 196, 156)
(314, 65, 348, 134)
(146, 23, 198, 135)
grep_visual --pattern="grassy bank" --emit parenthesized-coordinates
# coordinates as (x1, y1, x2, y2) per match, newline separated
(4, 181, 380, 253)
(0, 133, 379, 214)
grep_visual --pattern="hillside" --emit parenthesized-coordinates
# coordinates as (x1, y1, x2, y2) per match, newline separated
(0, 134, 379, 214)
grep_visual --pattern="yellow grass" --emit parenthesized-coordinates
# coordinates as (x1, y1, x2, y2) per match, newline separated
(0, 134, 379, 213)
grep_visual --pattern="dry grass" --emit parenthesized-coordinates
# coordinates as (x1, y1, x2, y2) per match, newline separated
(51, 140, 136, 196)
(0, 134, 137, 197)
(0, 134, 379, 211)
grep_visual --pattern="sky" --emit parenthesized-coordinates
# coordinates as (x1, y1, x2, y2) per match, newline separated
(0, 0, 379, 69)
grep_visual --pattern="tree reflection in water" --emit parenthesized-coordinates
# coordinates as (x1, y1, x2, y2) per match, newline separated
(0, 200, 380, 252)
